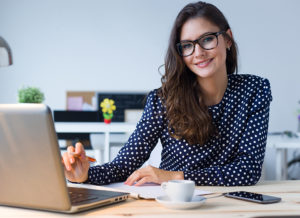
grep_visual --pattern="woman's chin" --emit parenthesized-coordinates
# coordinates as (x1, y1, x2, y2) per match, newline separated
(193, 69, 216, 79)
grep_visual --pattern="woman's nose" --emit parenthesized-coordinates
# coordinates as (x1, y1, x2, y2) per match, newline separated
(193, 43, 206, 57)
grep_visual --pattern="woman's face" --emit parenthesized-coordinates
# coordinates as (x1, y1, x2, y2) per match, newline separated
(180, 17, 231, 79)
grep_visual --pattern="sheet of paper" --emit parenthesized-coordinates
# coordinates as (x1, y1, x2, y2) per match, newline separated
(67, 96, 83, 110)
(102, 182, 212, 199)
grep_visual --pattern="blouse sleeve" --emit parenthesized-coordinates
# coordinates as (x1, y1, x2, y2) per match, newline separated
(184, 78, 272, 186)
(85, 90, 164, 185)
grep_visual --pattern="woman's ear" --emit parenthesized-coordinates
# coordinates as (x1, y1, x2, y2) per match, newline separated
(225, 29, 233, 49)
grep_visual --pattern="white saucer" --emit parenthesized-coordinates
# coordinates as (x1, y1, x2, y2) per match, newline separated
(155, 195, 206, 210)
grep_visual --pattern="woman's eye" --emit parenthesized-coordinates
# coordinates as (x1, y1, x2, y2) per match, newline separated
(202, 36, 214, 43)
(182, 43, 193, 50)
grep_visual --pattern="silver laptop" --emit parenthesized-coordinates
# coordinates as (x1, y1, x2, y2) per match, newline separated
(0, 104, 129, 213)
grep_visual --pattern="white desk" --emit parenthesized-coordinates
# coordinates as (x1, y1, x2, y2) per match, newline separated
(1, 180, 300, 217)
(55, 122, 136, 163)
(267, 135, 300, 180)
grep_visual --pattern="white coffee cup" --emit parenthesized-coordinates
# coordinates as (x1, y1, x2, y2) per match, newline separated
(161, 180, 195, 202)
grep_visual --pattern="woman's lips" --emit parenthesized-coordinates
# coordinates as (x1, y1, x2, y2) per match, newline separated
(195, 58, 213, 68)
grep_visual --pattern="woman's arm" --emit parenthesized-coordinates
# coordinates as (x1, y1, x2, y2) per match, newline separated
(85, 90, 164, 185)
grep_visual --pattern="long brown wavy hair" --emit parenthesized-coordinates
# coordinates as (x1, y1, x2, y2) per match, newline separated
(158, 1, 238, 145)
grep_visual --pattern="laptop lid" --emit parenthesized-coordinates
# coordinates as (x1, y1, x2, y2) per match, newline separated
(0, 104, 128, 213)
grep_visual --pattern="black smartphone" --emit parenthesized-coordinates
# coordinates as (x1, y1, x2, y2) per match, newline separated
(224, 191, 281, 204)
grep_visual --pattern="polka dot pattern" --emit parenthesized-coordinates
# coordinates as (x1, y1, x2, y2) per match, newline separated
(87, 74, 272, 186)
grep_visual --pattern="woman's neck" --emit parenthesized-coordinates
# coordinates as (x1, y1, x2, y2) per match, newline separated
(197, 72, 228, 106)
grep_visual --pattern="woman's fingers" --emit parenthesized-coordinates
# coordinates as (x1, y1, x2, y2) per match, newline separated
(63, 144, 83, 171)
(61, 143, 90, 183)
(62, 152, 72, 171)
(125, 166, 156, 186)
(125, 170, 143, 186)
(134, 177, 149, 186)
(75, 142, 85, 156)
(67, 145, 75, 163)
(124, 166, 179, 186)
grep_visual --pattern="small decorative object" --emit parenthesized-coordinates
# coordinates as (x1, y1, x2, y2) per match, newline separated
(18, 86, 45, 103)
(0, 36, 13, 67)
(100, 98, 116, 124)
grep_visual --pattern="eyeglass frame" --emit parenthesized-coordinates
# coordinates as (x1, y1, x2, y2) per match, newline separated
(176, 31, 226, 57)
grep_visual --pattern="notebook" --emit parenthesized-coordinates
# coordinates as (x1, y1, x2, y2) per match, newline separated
(0, 104, 129, 213)
(101, 182, 212, 199)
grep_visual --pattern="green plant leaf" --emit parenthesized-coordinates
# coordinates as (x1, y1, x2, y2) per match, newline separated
(103, 113, 113, 119)
(18, 86, 45, 103)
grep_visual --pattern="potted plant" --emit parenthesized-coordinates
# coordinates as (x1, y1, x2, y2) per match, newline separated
(18, 86, 45, 103)
(100, 98, 116, 124)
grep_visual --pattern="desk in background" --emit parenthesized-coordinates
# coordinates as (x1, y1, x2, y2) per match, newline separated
(1, 180, 300, 217)
(55, 122, 136, 163)
(267, 135, 300, 180)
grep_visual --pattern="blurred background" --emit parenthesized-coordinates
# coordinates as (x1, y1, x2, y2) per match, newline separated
(1, 0, 300, 180)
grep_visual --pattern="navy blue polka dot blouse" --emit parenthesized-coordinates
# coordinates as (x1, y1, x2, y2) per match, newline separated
(87, 74, 272, 186)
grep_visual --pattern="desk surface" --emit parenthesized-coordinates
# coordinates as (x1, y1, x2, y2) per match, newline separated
(1, 180, 300, 218)
(55, 122, 137, 133)
(267, 135, 300, 148)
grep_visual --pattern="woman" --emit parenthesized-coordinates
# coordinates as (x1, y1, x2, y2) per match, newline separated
(62, 1, 272, 186)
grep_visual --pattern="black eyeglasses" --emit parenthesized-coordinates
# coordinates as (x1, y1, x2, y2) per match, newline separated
(176, 31, 225, 57)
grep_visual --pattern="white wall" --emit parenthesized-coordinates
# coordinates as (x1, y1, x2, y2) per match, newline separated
(0, 0, 183, 108)
(1, 0, 300, 179)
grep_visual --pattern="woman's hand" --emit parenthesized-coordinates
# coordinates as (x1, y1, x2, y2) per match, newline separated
(62, 142, 90, 183)
(124, 165, 184, 186)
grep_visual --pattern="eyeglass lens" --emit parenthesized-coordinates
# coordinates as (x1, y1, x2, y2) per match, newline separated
(179, 34, 218, 57)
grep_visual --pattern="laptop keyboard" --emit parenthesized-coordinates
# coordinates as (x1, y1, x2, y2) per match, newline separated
(69, 190, 98, 204)
(68, 186, 129, 206)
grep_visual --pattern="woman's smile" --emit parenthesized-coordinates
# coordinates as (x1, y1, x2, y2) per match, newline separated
(195, 58, 213, 68)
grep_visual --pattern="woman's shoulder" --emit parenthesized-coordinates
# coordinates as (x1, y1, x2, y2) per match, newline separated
(144, 88, 164, 108)
(229, 74, 270, 93)
(228, 74, 272, 103)
(229, 74, 269, 86)
(146, 88, 161, 101)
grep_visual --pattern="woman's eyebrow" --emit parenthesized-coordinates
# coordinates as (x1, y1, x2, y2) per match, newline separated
(180, 31, 216, 42)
